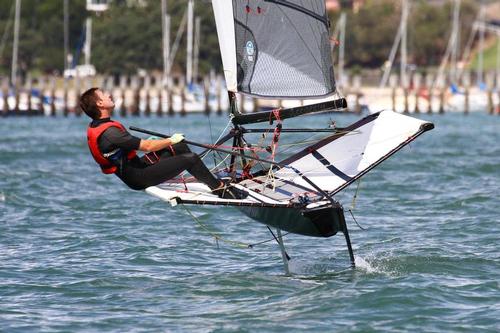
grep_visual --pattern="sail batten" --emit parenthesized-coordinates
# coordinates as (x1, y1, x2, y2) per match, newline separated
(212, 0, 336, 99)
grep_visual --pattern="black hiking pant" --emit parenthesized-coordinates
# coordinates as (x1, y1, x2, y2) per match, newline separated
(116, 142, 221, 191)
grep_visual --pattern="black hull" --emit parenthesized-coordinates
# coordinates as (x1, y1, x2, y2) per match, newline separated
(238, 202, 346, 238)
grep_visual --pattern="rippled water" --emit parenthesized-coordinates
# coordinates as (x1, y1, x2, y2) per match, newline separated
(0, 111, 499, 332)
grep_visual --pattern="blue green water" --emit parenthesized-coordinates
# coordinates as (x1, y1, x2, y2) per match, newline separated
(0, 112, 498, 332)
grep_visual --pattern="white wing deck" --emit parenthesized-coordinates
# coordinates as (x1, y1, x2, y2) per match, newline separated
(145, 181, 296, 207)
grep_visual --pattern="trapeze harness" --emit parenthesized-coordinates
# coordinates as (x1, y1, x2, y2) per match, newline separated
(87, 121, 137, 174)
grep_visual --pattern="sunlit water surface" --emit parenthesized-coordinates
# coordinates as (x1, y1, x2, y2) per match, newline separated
(0, 111, 498, 332)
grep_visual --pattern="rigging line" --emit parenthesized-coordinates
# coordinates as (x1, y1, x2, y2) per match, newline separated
(209, 154, 231, 173)
(181, 203, 294, 251)
(200, 119, 232, 164)
(181, 203, 250, 249)
(206, 113, 216, 166)
(350, 179, 362, 210)
(347, 209, 366, 231)
(272, 133, 329, 156)
(248, 230, 291, 248)
(242, 133, 267, 172)
(265, 226, 291, 260)
(211, 144, 267, 153)
(131, 126, 325, 198)
(215, 119, 233, 143)
(270, 125, 363, 154)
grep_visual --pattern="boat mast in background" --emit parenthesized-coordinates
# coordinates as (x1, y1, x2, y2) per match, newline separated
(186, 0, 194, 86)
(161, 0, 170, 87)
(379, 0, 409, 88)
(11, 0, 21, 87)
(166, 7, 187, 77)
(64, 0, 69, 72)
(434, 0, 461, 89)
(497, 33, 500, 91)
(83, 18, 92, 67)
(400, 0, 408, 90)
(477, 4, 486, 86)
(450, 0, 461, 85)
(193, 16, 201, 84)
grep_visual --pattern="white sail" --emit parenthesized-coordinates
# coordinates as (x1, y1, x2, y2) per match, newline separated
(275, 111, 433, 194)
(212, 0, 238, 92)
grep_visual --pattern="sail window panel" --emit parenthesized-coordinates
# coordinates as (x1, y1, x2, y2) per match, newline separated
(232, 0, 336, 98)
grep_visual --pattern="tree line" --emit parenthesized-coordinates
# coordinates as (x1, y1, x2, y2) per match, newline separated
(0, 0, 481, 78)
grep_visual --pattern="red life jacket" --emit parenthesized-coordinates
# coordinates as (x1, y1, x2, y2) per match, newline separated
(87, 120, 137, 174)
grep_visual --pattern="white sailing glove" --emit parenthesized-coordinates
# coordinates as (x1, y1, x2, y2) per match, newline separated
(169, 133, 185, 145)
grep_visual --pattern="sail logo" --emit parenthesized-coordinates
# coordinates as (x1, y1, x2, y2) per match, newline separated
(246, 41, 255, 62)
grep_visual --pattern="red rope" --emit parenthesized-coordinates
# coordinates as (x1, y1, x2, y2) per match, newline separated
(270, 108, 282, 160)
(205, 144, 267, 153)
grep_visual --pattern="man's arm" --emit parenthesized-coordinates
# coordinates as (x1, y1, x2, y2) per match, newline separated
(100, 128, 183, 153)
(139, 137, 177, 152)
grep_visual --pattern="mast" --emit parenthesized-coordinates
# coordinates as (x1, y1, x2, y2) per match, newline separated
(167, 9, 187, 75)
(64, 0, 69, 71)
(186, 0, 194, 86)
(497, 34, 500, 90)
(433, 0, 461, 88)
(84, 17, 92, 66)
(450, 0, 461, 84)
(193, 16, 201, 85)
(11, 0, 21, 87)
(477, 5, 485, 86)
(400, 0, 408, 89)
(379, 0, 406, 88)
(161, 0, 170, 87)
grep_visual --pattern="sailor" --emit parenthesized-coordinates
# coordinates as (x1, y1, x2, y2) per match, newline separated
(80, 87, 243, 199)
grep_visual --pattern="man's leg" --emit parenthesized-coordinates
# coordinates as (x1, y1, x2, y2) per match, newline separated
(160, 142, 222, 189)
(138, 152, 221, 190)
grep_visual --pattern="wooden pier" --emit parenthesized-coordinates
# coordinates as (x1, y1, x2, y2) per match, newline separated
(1, 70, 499, 117)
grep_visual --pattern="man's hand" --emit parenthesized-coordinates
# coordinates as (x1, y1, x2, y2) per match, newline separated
(169, 133, 185, 145)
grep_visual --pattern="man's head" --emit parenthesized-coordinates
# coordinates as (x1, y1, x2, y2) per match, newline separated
(79, 88, 115, 120)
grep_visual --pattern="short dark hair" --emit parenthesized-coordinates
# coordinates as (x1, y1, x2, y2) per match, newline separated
(79, 87, 101, 120)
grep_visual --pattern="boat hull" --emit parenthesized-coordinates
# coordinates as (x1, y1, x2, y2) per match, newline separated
(238, 202, 345, 238)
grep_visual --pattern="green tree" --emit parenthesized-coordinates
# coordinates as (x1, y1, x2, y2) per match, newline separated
(409, 0, 478, 67)
(343, 0, 400, 68)
(91, 0, 221, 76)
(0, 0, 86, 76)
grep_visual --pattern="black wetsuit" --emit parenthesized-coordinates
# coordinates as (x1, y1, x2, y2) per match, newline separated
(90, 118, 221, 191)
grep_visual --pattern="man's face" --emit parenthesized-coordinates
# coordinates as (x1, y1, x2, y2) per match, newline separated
(95, 89, 115, 110)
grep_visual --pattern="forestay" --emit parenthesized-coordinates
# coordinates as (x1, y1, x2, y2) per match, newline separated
(274, 111, 434, 195)
(212, 0, 336, 99)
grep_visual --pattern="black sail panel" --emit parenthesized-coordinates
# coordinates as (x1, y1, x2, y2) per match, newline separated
(232, 0, 336, 98)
